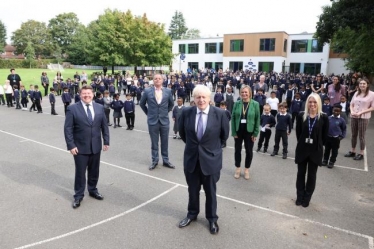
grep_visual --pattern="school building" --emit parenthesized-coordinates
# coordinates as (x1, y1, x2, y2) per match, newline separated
(171, 31, 349, 75)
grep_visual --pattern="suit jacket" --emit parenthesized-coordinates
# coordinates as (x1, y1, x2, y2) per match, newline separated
(64, 101, 110, 154)
(139, 87, 174, 126)
(179, 106, 229, 176)
(295, 112, 328, 165)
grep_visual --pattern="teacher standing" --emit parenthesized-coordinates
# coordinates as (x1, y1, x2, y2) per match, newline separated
(64, 85, 110, 209)
(140, 74, 175, 170)
(295, 93, 328, 208)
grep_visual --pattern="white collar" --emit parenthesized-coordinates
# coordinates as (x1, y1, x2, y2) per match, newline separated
(81, 101, 93, 107)
(197, 105, 210, 115)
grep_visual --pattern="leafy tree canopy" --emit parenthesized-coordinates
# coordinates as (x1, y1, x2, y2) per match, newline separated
(168, 11, 188, 40)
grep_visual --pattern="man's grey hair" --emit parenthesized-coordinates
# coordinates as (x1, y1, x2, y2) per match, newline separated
(193, 85, 211, 98)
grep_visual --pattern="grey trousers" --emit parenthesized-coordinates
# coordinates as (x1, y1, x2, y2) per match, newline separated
(148, 121, 170, 163)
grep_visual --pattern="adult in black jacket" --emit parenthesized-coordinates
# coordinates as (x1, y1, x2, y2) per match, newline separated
(295, 93, 328, 208)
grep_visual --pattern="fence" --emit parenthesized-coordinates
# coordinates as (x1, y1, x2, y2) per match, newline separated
(71, 65, 134, 71)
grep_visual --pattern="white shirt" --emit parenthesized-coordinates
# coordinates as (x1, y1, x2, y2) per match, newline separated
(4, 84, 13, 94)
(195, 105, 210, 136)
(266, 97, 279, 110)
(340, 102, 347, 112)
(81, 101, 95, 120)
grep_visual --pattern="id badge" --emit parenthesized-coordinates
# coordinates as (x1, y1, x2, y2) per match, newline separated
(305, 138, 313, 144)
(241, 119, 246, 124)
(13, 80, 16, 82)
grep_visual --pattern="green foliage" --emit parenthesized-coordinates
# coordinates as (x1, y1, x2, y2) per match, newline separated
(65, 24, 90, 65)
(168, 11, 188, 40)
(24, 41, 36, 68)
(181, 28, 201, 39)
(0, 20, 6, 51)
(0, 59, 56, 69)
(315, 0, 374, 75)
(48, 12, 80, 54)
(86, 9, 173, 68)
(11, 20, 54, 57)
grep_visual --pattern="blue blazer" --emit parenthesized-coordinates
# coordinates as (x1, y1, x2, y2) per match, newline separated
(64, 102, 110, 154)
(139, 87, 174, 126)
(179, 106, 229, 176)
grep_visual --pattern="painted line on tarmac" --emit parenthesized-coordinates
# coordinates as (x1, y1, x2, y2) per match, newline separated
(1, 130, 373, 249)
(225, 146, 367, 172)
(14, 184, 180, 249)
(364, 148, 368, 172)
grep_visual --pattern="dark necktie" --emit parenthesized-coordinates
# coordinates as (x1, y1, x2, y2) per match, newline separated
(86, 104, 93, 125)
(197, 112, 204, 141)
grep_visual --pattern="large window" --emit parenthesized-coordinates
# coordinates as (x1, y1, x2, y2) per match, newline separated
(205, 62, 213, 69)
(283, 39, 287, 52)
(291, 40, 308, 52)
(258, 62, 274, 72)
(259, 38, 275, 51)
(205, 43, 216, 53)
(304, 63, 321, 75)
(188, 62, 199, 70)
(311, 39, 323, 52)
(230, 40, 244, 52)
(178, 44, 186, 54)
(219, 42, 223, 53)
(188, 44, 199, 54)
(290, 63, 301, 73)
(229, 61, 243, 71)
(215, 62, 223, 71)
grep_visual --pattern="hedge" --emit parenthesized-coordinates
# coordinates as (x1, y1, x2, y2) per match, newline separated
(0, 59, 58, 69)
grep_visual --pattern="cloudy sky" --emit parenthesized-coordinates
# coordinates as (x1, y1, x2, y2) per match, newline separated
(1, 0, 331, 43)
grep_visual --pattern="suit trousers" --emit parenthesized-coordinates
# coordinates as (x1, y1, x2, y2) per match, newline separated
(185, 161, 220, 222)
(323, 136, 340, 163)
(73, 153, 101, 199)
(273, 130, 288, 153)
(104, 108, 110, 124)
(296, 157, 318, 202)
(51, 103, 56, 114)
(35, 99, 42, 112)
(257, 129, 272, 149)
(148, 121, 169, 163)
(125, 112, 135, 127)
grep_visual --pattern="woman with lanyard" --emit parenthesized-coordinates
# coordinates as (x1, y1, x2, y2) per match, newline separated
(295, 93, 328, 207)
(311, 74, 324, 94)
(231, 85, 260, 180)
(328, 76, 346, 106)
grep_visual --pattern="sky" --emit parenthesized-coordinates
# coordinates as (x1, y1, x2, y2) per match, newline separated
(1, 0, 331, 43)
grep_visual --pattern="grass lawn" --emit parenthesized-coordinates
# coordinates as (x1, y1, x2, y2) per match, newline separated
(0, 69, 101, 90)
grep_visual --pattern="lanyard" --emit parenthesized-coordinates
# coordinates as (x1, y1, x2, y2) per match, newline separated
(242, 101, 250, 117)
(308, 116, 317, 138)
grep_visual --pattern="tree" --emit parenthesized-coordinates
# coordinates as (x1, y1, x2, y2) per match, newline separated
(0, 20, 6, 52)
(48, 12, 80, 54)
(65, 24, 91, 65)
(24, 41, 35, 68)
(168, 11, 188, 40)
(87, 9, 173, 73)
(11, 20, 54, 57)
(315, 0, 374, 75)
(181, 28, 201, 39)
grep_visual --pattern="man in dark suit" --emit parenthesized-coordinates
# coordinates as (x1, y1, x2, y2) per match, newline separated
(64, 85, 110, 209)
(140, 74, 175, 170)
(178, 85, 229, 234)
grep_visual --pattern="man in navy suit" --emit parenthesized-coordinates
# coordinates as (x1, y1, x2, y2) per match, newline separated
(178, 85, 229, 234)
(140, 74, 175, 170)
(64, 85, 110, 209)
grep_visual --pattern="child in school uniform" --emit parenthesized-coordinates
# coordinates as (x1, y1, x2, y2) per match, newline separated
(49, 88, 58, 115)
(62, 87, 72, 114)
(214, 88, 224, 107)
(322, 104, 347, 168)
(290, 92, 303, 129)
(322, 97, 332, 116)
(135, 82, 142, 105)
(95, 92, 104, 105)
(299, 86, 308, 103)
(285, 84, 296, 112)
(219, 101, 231, 148)
(98, 82, 106, 94)
(103, 91, 112, 126)
(253, 88, 267, 114)
(110, 93, 123, 128)
(28, 84, 37, 112)
(339, 95, 349, 124)
(172, 97, 185, 139)
(20, 85, 28, 110)
(109, 82, 116, 97)
(0, 83, 5, 105)
(257, 104, 276, 153)
(33, 85, 43, 113)
(129, 81, 137, 101)
(123, 93, 135, 130)
(13, 85, 21, 109)
(74, 91, 81, 103)
(266, 91, 280, 117)
(225, 86, 234, 114)
(177, 82, 187, 105)
(271, 102, 292, 159)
